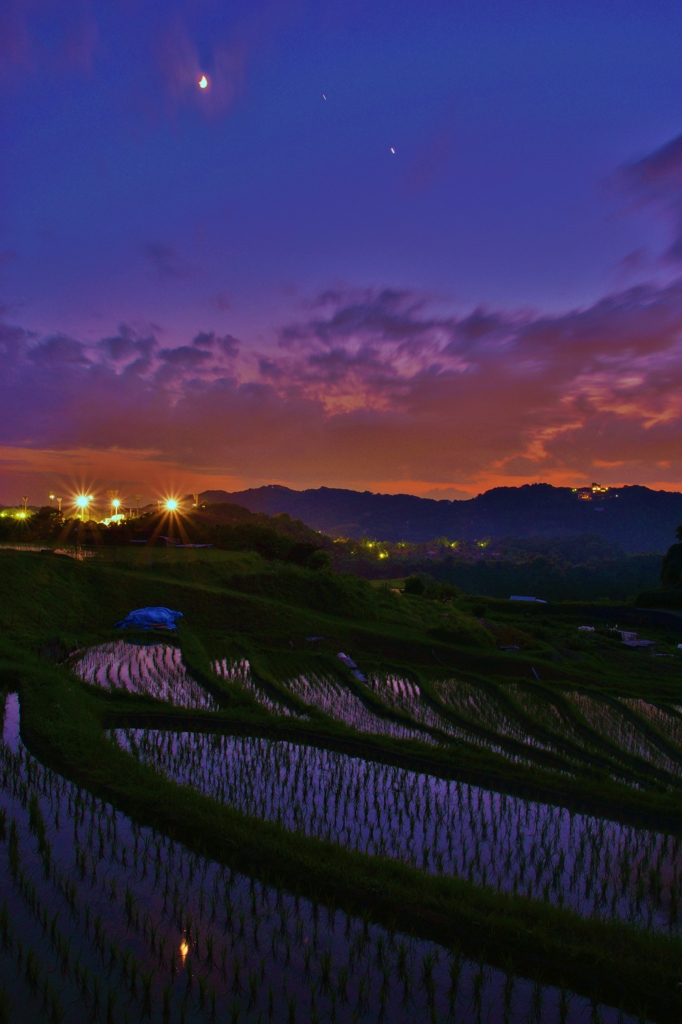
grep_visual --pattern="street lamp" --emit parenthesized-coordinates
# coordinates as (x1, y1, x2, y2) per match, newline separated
(164, 498, 179, 512)
(75, 495, 91, 520)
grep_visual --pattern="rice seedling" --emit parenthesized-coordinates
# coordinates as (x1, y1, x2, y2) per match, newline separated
(563, 692, 682, 778)
(621, 699, 682, 751)
(371, 673, 499, 745)
(0, 692, 667, 1023)
(113, 725, 682, 932)
(73, 641, 219, 710)
(435, 677, 569, 756)
(284, 671, 433, 741)
(213, 658, 301, 717)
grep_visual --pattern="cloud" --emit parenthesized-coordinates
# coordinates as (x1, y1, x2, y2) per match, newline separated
(140, 242, 192, 281)
(618, 132, 682, 264)
(27, 335, 91, 366)
(192, 331, 240, 358)
(402, 129, 453, 195)
(3, 279, 682, 495)
(0, 0, 98, 81)
(622, 134, 682, 196)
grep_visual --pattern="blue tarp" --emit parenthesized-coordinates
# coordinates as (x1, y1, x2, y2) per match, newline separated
(114, 607, 184, 630)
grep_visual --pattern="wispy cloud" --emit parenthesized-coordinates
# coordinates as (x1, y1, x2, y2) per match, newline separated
(0, 0, 98, 81)
(140, 242, 192, 281)
(617, 132, 682, 265)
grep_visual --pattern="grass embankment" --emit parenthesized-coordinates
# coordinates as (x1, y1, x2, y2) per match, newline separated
(1, 645, 681, 1022)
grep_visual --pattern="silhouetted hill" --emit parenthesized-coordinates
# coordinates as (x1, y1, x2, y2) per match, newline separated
(199, 483, 682, 552)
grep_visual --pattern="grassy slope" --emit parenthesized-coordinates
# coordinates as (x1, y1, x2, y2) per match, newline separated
(1, 550, 682, 1017)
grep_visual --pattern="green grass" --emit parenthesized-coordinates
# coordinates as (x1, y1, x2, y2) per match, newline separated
(3, 548, 682, 1018)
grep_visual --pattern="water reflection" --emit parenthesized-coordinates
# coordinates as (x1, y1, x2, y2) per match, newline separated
(73, 641, 219, 710)
(114, 727, 682, 934)
(0, 694, 648, 1022)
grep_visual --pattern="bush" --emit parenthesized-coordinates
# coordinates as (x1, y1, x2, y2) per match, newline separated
(427, 609, 495, 647)
(404, 575, 426, 595)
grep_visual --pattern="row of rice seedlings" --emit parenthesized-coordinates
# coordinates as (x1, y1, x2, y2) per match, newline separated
(112, 726, 682, 932)
(621, 699, 682, 752)
(213, 658, 302, 717)
(282, 673, 435, 742)
(504, 683, 602, 747)
(368, 674, 567, 765)
(0, 898, 68, 1024)
(563, 693, 682, 779)
(433, 678, 561, 753)
(73, 641, 219, 711)
(0, 697, 643, 1023)
(367, 673, 481, 740)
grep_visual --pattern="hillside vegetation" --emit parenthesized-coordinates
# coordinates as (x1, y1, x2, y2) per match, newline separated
(202, 481, 682, 551)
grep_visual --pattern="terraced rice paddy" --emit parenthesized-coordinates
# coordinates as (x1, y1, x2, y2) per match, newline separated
(71, 644, 682, 791)
(621, 699, 682, 751)
(282, 672, 433, 741)
(73, 642, 219, 710)
(0, 694, 638, 1024)
(213, 658, 302, 717)
(212, 659, 432, 738)
(563, 692, 682, 778)
(205, 659, 682, 786)
(368, 673, 474, 739)
(113, 728, 682, 934)
(434, 678, 558, 751)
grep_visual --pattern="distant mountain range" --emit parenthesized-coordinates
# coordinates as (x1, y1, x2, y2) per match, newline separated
(199, 483, 682, 553)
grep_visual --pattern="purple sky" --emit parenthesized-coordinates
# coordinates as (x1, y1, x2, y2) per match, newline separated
(2, 0, 682, 507)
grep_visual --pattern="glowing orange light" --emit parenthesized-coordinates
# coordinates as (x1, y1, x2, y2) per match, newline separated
(75, 495, 90, 509)
(198, 75, 208, 89)
(164, 499, 179, 512)
(179, 940, 189, 962)
(112, 499, 120, 509)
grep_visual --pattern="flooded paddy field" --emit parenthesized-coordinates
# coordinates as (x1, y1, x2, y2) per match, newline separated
(0, 694, 643, 1024)
(73, 642, 219, 711)
(212, 658, 302, 717)
(113, 728, 682, 935)
(214, 658, 435, 740)
(206, 653, 682, 782)
(73, 643, 682, 785)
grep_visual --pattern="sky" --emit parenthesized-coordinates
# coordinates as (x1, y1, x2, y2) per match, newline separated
(2, 0, 682, 507)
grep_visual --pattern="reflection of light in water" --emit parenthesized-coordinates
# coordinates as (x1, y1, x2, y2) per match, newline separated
(179, 939, 189, 963)
(2, 694, 20, 752)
